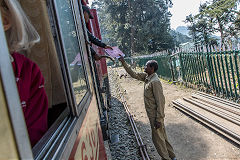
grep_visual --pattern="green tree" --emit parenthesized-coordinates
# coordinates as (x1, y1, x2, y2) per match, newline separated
(198, 0, 238, 46)
(92, 0, 174, 56)
(185, 0, 239, 47)
(193, 3, 216, 46)
(169, 30, 192, 47)
(185, 14, 200, 46)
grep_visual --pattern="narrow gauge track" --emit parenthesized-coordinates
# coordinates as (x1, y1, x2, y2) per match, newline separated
(173, 92, 240, 146)
(108, 68, 150, 160)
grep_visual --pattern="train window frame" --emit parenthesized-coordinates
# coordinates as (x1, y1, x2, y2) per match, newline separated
(1, 1, 96, 159)
(32, 0, 94, 157)
(32, 1, 96, 159)
(0, 16, 33, 159)
(51, 0, 92, 116)
(74, 0, 105, 115)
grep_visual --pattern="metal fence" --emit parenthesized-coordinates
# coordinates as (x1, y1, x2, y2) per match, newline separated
(131, 48, 240, 101)
(132, 54, 175, 80)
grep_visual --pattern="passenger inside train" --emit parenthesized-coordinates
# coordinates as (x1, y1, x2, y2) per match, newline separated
(0, 0, 48, 146)
(82, 5, 113, 61)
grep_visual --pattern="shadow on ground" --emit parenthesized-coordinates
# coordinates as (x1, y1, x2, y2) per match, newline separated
(133, 120, 210, 160)
(166, 122, 209, 160)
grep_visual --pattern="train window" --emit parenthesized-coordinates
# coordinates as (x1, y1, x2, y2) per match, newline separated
(1, 0, 94, 158)
(54, 0, 88, 105)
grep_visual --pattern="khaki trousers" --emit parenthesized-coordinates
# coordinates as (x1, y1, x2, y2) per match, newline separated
(149, 119, 175, 160)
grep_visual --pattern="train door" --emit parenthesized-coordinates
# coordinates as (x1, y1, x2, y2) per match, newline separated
(87, 8, 111, 141)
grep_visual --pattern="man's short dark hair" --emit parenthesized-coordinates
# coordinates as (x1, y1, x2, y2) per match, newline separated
(147, 60, 158, 72)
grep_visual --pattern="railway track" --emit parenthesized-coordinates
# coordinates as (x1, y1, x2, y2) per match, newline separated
(173, 92, 240, 146)
(108, 68, 150, 160)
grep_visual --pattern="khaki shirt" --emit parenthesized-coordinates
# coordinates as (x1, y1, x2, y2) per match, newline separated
(122, 61, 165, 122)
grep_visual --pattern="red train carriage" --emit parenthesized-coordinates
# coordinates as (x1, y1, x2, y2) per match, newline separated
(0, 0, 109, 159)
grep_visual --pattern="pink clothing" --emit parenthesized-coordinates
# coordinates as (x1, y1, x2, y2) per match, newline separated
(12, 52, 48, 146)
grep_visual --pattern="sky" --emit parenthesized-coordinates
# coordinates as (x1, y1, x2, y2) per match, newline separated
(88, 0, 206, 30)
(169, 0, 207, 30)
(88, 0, 93, 5)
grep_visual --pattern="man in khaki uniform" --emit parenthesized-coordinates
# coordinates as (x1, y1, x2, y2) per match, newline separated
(119, 56, 176, 160)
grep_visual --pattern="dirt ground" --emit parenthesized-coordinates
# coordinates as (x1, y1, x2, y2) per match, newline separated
(115, 67, 240, 160)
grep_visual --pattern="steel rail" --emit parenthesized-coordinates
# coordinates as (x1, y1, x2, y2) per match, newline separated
(192, 94, 240, 116)
(109, 70, 150, 160)
(189, 97, 240, 122)
(117, 90, 146, 160)
(117, 86, 150, 160)
(112, 70, 150, 159)
(183, 97, 240, 126)
(173, 100, 240, 146)
(196, 92, 240, 109)
(123, 99, 149, 160)
(122, 98, 150, 160)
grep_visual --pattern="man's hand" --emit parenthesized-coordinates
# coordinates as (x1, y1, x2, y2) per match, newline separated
(118, 55, 125, 63)
(86, 40, 91, 45)
(105, 45, 113, 50)
(93, 54, 102, 61)
(154, 121, 161, 129)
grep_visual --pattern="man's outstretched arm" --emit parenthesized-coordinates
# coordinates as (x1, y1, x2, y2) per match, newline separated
(87, 30, 106, 48)
(87, 30, 112, 49)
(119, 56, 147, 81)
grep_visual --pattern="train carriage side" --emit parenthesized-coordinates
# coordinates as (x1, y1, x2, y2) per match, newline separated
(89, 8, 111, 140)
(0, 0, 108, 159)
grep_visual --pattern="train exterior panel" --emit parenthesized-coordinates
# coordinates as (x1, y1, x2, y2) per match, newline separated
(69, 98, 107, 160)
(90, 9, 108, 78)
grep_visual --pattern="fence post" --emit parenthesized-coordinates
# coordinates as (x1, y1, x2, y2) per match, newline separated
(206, 49, 215, 92)
(216, 52, 224, 95)
(212, 52, 220, 95)
(179, 52, 185, 82)
(234, 50, 240, 100)
(229, 52, 237, 99)
(225, 53, 233, 98)
(170, 55, 176, 82)
(201, 51, 209, 88)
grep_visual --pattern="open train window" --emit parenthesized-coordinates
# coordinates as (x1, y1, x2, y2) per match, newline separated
(52, 0, 90, 109)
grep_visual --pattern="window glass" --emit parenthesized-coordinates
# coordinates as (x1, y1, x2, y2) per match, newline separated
(54, 0, 87, 104)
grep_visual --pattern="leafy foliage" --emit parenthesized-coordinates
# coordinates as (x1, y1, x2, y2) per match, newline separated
(169, 30, 192, 47)
(92, 0, 174, 56)
(185, 0, 240, 47)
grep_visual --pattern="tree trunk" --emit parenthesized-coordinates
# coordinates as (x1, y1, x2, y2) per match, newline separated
(128, 0, 135, 56)
(217, 16, 224, 47)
